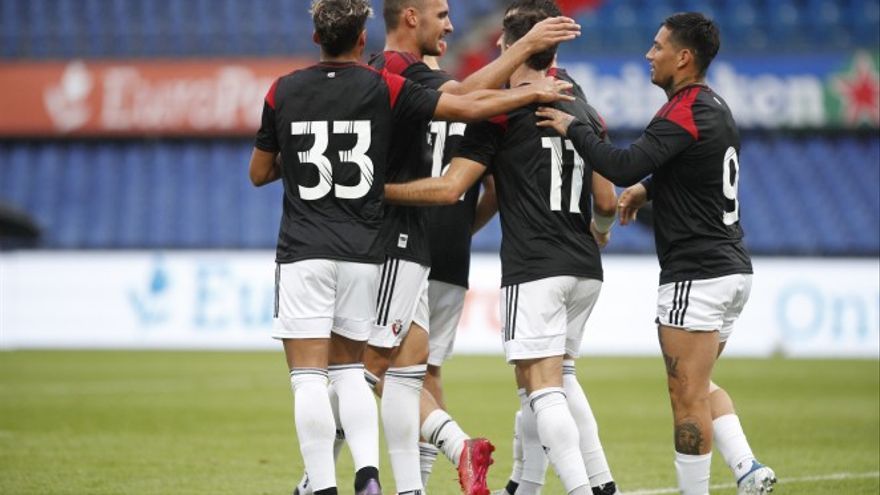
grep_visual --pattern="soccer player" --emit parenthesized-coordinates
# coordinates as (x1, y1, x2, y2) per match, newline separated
(418, 41, 503, 492)
(248, 1, 575, 494)
(535, 12, 777, 495)
(362, 1, 581, 494)
(383, 3, 620, 494)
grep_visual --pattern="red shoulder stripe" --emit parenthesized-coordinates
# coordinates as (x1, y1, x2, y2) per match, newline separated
(597, 113, 608, 139)
(489, 114, 509, 132)
(656, 86, 699, 140)
(384, 50, 419, 75)
(381, 69, 406, 109)
(265, 78, 279, 109)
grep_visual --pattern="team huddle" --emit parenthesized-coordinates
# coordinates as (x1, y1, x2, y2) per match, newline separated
(248, 1, 777, 495)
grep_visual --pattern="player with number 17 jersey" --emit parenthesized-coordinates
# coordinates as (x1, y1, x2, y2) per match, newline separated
(457, 95, 608, 288)
(367, 51, 455, 266)
(254, 61, 442, 264)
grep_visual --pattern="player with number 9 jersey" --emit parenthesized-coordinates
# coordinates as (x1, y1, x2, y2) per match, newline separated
(551, 81, 752, 286)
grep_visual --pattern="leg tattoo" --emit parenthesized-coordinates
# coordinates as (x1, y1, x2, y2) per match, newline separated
(662, 352, 679, 379)
(675, 421, 703, 455)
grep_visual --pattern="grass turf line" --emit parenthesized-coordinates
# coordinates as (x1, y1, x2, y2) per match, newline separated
(0, 352, 877, 494)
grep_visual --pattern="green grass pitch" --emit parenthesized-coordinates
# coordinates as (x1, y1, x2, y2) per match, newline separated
(1, 352, 877, 494)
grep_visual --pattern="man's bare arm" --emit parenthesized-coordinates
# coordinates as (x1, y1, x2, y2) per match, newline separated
(385, 158, 487, 206)
(435, 78, 572, 122)
(249, 148, 281, 186)
(439, 17, 581, 95)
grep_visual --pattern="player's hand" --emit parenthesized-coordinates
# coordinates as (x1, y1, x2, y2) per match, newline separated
(618, 183, 648, 226)
(520, 17, 581, 51)
(590, 219, 611, 248)
(532, 78, 575, 104)
(535, 106, 575, 137)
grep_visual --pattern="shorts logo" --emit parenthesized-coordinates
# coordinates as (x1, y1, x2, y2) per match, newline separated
(391, 319, 404, 336)
(397, 233, 408, 248)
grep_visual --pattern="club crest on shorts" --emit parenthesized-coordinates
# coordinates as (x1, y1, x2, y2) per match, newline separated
(391, 319, 404, 336)
(397, 233, 408, 248)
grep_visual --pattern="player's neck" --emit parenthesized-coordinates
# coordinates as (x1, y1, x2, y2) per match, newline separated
(384, 30, 423, 58)
(667, 74, 706, 99)
(319, 48, 362, 64)
(509, 66, 545, 88)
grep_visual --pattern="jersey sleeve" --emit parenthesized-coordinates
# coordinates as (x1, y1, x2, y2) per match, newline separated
(454, 118, 505, 168)
(254, 79, 280, 152)
(391, 77, 443, 124)
(567, 116, 693, 187)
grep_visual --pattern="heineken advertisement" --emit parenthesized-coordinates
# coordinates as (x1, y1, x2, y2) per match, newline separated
(558, 50, 879, 130)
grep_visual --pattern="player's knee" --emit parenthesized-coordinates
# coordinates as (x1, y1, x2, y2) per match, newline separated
(667, 375, 709, 408)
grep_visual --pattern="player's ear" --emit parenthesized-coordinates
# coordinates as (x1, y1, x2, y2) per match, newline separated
(312, 31, 320, 46)
(404, 7, 418, 28)
(358, 29, 367, 49)
(677, 48, 692, 70)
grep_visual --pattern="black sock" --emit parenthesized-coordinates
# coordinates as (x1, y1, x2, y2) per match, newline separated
(505, 480, 519, 495)
(314, 488, 337, 495)
(592, 481, 617, 495)
(354, 466, 379, 491)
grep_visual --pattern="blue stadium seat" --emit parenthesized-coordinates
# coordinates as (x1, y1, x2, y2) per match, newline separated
(2, 0, 877, 59)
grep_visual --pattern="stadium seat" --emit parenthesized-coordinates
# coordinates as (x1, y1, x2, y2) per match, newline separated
(3, 135, 874, 255)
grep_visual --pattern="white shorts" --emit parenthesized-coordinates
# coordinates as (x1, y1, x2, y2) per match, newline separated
(500, 276, 602, 362)
(368, 257, 430, 349)
(272, 259, 381, 341)
(655, 273, 752, 342)
(420, 280, 467, 367)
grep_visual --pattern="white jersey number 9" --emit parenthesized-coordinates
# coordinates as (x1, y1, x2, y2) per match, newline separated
(722, 146, 740, 225)
(291, 120, 374, 200)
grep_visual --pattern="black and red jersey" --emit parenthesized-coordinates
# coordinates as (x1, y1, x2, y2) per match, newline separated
(254, 61, 441, 264)
(566, 84, 752, 284)
(368, 51, 455, 266)
(425, 120, 481, 289)
(456, 94, 609, 287)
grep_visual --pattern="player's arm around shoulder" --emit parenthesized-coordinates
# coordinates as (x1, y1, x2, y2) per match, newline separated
(438, 17, 581, 95)
(385, 157, 487, 206)
(434, 78, 573, 122)
(249, 148, 281, 187)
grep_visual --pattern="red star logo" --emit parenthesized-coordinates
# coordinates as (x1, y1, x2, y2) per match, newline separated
(833, 52, 880, 126)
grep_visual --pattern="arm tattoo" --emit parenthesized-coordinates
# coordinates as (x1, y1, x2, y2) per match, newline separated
(675, 421, 704, 455)
(663, 352, 679, 379)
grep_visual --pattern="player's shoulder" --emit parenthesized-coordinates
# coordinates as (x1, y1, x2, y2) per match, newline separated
(371, 50, 425, 74)
(694, 86, 733, 116)
(653, 84, 709, 139)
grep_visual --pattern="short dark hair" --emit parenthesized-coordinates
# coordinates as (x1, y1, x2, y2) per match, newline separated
(383, 0, 423, 32)
(311, 0, 373, 56)
(662, 12, 720, 76)
(502, 0, 561, 71)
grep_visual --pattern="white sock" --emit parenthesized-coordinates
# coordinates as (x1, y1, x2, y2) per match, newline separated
(713, 414, 756, 481)
(419, 442, 439, 488)
(529, 387, 589, 494)
(517, 389, 548, 488)
(674, 451, 712, 495)
(515, 480, 543, 495)
(382, 365, 427, 493)
(563, 361, 613, 487)
(364, 368, 381, 391)
(290, 368, 336, 492)
(421, 409, 469, 465)
(330, 364, 379, 471)
(511, 410, 524, 483)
